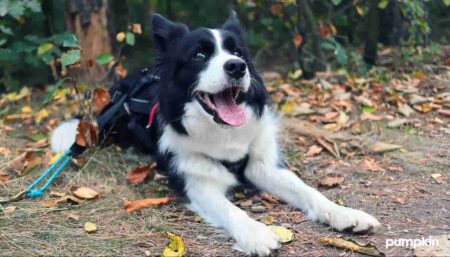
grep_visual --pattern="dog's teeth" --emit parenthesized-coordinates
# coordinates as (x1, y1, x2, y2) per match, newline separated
(234, 88, 239, 99)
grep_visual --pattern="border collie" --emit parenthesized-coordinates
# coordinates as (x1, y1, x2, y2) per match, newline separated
(51, 12, 380, 256)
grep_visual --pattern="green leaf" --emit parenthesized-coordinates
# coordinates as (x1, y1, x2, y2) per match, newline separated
(126, 32, 135, 46)
(321, 42, 335, 50)
(362, 105, 376, 113)
(60, 49, 81, 67)
(378, 0, 389, 9)
(443, 0, 450, 6)
(331, 0, 342, 6)
(37, 43, 54, 55)
(95, 52, 114, 65)
(62, 34, 80, 48)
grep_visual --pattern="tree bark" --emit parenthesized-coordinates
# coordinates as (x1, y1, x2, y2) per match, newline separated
(65, 0, 112, 83)
(296, 0, 326, 77)
(363, 0, 380, 65)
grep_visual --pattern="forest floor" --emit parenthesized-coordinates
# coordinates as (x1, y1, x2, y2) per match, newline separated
(0, 64, 449, 257)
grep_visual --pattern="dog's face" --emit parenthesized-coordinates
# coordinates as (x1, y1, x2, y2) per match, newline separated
(152, 12, 266, 134)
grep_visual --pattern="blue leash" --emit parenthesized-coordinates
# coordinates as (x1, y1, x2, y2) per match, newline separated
(26, 149, 72, 198)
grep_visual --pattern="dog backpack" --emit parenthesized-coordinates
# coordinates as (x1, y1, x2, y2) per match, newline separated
(96, 67, 161, 154)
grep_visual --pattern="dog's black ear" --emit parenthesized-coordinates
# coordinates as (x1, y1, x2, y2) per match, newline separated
(222, 10, 243, 37)
(152, 13, 188, 52)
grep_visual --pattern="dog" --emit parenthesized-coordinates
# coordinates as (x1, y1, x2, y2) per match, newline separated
(51, 12, 380, 256)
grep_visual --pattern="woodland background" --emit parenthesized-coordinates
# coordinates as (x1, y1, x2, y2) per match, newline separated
(1, 1, 450, 257)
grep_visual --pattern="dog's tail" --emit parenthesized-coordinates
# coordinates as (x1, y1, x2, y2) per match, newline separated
(50, 119, 80, 153)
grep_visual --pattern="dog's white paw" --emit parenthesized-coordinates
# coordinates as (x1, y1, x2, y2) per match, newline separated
(324, 205, 380, 233)
(233, 221, 280, 256)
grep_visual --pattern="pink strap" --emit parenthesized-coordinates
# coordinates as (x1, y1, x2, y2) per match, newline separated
(148, 102, 159, 127)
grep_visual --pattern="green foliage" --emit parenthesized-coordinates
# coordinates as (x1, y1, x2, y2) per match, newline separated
(95, 53, 115, 65)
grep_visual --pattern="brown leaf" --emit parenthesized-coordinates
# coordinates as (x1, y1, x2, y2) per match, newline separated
(0, 172, 9, 183)
(368, 141, 402, 153)
(0, 147, 11, 156)
(55, 195, 82, 205)
(73, 187, 99, 199)
(305, 145, 323, 157)
(8, 152, 33, 174)
(260, 193, 280, 204)
(317, 174, 345, 188)
(270, 4, 283, 15)
(315, 136, 340, 158)
(75, 120, 98, 148)
(431, 173, 444, 184)
(93, 88, 110, 114)
(292, 33, 303, 48)
(4, 206, 16, 214)
(362, 158, 381, 172)
(127, 163, 157, 184)
(25, 138, 48, 149)
(124, 197, 175, 213)
(438, 109, 450, 117)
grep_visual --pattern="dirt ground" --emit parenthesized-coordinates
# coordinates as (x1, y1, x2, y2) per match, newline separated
(1, 115, 449, 257)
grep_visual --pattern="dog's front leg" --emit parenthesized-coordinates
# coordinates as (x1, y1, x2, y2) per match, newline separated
(177, 155, 280, 256)
(245, 117, 380, 233)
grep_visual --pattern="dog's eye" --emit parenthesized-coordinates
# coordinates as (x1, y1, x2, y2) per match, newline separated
(192, 51, 206, 60)
(233, 50, 242, 57)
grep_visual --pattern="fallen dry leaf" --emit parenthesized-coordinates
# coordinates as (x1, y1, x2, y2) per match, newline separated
(35, 108, 50, 124)
(42, 199, 57, 208)
(0, 172, 8, 183)
(124, 197, 175, 213)
(73, 187, 99, 199)
(317, 174, 345, 188)
(93, 88, 111, 114)
(84, 222, 97, 233)
(320, 237, 384, 257)
(261, 215, 276, 225)
(269, 225, 294, 243)
(127, 162, 157, 184)
(55, 195, 82, 205)
(368, 141, 402, 153)
(0, 147, 11, 156)
(75, 120, 98, 148)
(305, 145, 323, 157)
(431, 173, 444, 184)
(162, 232, 187, 257)
(362, 158, 381, 172)
(315, 136, 340, 158)
(4, 206, 16, 214)
(25, 138, 48, 149)
(438, 109, 450, 117)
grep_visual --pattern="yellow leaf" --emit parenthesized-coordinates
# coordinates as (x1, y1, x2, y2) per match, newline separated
(22, 105, 33, 114)
(35, 108, 49, 124)
(162, 232, 187, 257)
(280, 101, 295, 114)
(73, 187, 99, 199)
(320, 237, 383, 257)
(49, 152, 63, 165)
(53, 88, 70, 100)
(269, 225, 294, 243)
(5, 92, 17, 101)
(356, 6, 364, 16)
(84, 222, 97, 233)
(116, 32, 126, 42)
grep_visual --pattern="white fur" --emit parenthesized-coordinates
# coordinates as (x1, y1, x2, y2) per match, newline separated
(194, 29, 250, 94)
(50, 119, 79, 153)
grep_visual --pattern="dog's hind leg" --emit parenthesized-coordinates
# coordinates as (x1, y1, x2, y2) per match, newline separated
(174, 154, 280, 256)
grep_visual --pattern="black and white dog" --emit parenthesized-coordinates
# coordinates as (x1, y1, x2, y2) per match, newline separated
(51, 12, 380, 256)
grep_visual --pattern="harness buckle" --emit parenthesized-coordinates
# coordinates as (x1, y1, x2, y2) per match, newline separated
(123, 102, 131, 115)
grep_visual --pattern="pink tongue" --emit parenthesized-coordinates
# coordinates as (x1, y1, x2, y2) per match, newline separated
(213, 91, 246, 127)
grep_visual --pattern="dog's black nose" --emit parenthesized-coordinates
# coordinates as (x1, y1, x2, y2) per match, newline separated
(224, 59, 246, 79)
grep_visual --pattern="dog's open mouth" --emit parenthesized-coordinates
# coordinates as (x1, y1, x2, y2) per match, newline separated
(195, 87, 246, 127)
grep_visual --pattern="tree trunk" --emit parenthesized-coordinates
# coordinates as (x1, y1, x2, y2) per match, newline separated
(296, 0, 326, 78)
(363, 0, 380, 65)
(65, 0, 112, 84)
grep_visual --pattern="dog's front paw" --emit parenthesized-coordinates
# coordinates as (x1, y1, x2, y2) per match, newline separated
(233, 221, 280, 256)
(324, 205, 380, 233)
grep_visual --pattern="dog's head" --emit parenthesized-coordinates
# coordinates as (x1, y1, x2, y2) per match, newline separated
(152, 12, 266, 134)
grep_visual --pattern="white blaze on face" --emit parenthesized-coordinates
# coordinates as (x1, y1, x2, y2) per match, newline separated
(195, 29, 250, 94)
